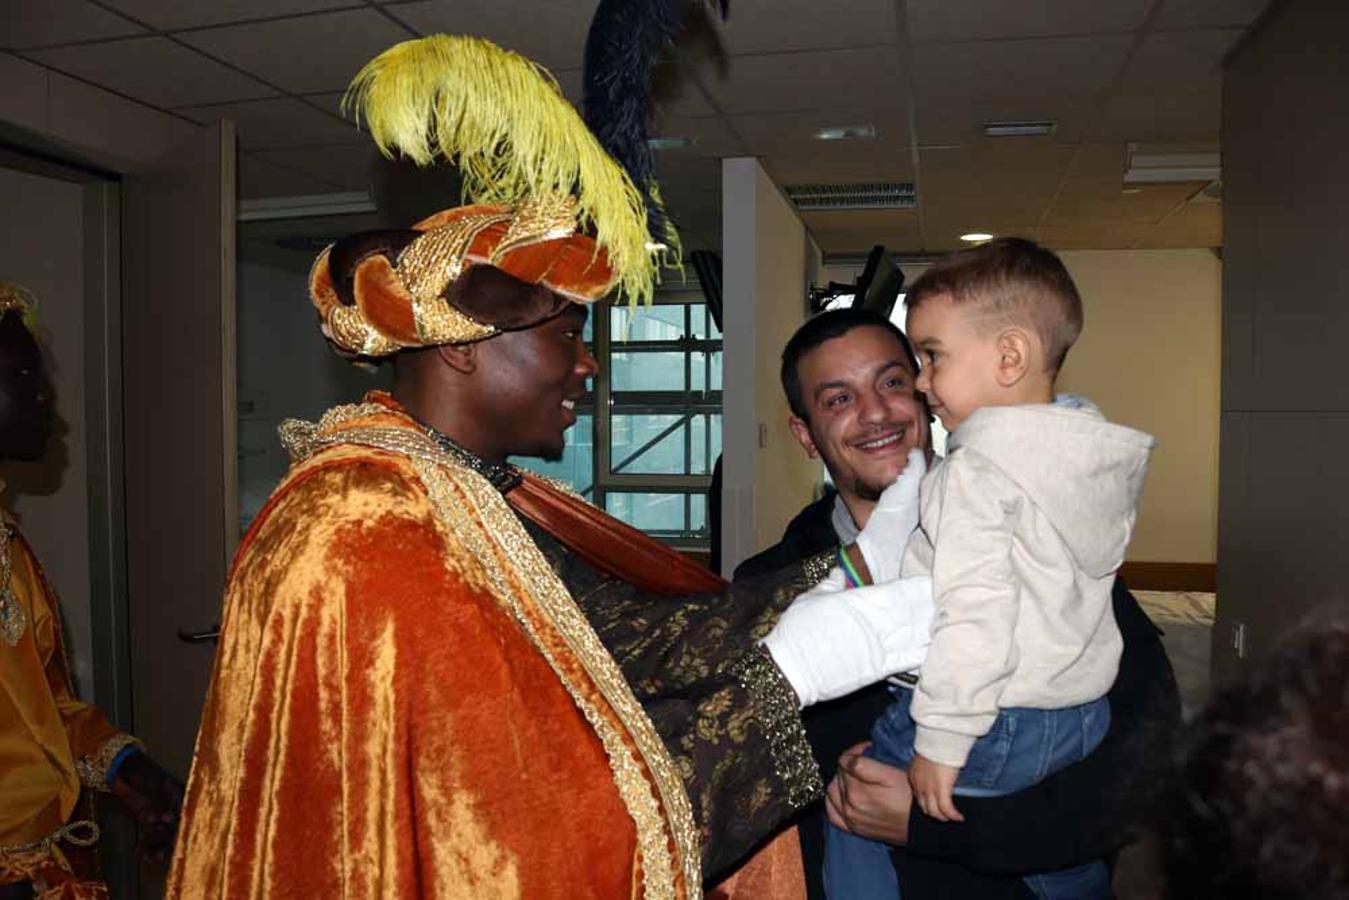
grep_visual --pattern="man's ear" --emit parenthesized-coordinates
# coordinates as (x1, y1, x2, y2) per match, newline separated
(435, 341, 477, 374)
(788, 416, 820, 459)
(994, 328, 1034, 388)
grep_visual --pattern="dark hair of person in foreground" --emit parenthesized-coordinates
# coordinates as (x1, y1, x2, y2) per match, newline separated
(1165, 605, 1349, 899)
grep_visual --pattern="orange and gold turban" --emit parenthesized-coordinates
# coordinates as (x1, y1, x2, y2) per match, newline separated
(310, 34, 672, 356)
(310, 195, 615, 355)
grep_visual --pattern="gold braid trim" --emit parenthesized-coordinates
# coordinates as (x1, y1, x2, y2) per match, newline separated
(282, 415, 700, 898)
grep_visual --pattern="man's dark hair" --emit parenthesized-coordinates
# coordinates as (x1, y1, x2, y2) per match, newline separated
(1164, 605, 1349, 898)
(780, 308, 917, 420)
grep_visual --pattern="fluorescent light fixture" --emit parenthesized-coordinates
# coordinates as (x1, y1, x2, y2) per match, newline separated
(1123, 148, 1220, 183)
(960, 232, 994, 242)
(645, 241, 669, 252)
(647, 136, 695, 150)
(814, 124, 877, 141)
(983, 120, 1056, 137)
(238, 191, 375, 222)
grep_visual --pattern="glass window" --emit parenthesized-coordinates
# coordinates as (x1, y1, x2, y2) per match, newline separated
(513, 288, 722, 549)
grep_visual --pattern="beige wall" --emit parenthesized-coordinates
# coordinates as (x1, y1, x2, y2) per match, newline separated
(722, 158, 820, 573)
(1058, 250, 1221, 564)
(1215, 0, 1349, 676)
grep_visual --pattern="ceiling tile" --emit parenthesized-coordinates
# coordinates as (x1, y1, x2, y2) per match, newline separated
(1035, 221, 1151, 250)
(917, 143, 1077, 224)
(102, 0, 360, 30)
(1148, 203, 1222, 247)
(732, 105, 909, 156)
(764, 144, 915, 184)
(1, 0, 146, 50)
(1043, 177, 1196, 224)
(1066, 142, 1129, 178)
(713, 0, 898, 54)
(697, 46, 902, 115)
(177, 97, 364, 148)
(915, 95, 1094, 144)
(912, 36, 1133, 103)
(25, 37, 276, 107)
(392, 0, 598, 71)
(1153, 0, 1271, 30)
(179, 9, 411, 94)
(0, 51, 49, 132)
(45, 70, 177, 164)
(1094, 90, 1221, 142)
(255, 143, 383, 192)
(1117, 29, 1242, 94)
(238, 152, 342, 198)
(651, 115, 745, 158)
(906, 0, 1151, 42)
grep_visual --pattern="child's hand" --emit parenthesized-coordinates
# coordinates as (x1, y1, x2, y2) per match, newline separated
(908, 754, 964, 822)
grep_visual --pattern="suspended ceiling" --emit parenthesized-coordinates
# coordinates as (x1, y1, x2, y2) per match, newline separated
(3, 0, 1267, 254)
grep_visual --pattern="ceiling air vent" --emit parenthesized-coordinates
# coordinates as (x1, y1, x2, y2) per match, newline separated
(785, 182, 917, 211)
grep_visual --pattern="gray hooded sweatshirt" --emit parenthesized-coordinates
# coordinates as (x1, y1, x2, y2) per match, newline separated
(902, 398, 1155, 767)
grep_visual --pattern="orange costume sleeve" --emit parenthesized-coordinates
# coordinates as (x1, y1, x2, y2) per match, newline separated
(0, 522, 127, 848)
(168, 448, 689, 898)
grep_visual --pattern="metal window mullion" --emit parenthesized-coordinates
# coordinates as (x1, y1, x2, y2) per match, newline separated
(595, 301, 612, 500)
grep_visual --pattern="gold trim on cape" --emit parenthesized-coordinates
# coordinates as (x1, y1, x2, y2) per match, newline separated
(280, 410, 701, 899)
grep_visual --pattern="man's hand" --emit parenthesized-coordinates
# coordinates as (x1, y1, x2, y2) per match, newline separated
(109, 753, 185, 863)
(856, 448, 926, 584)
(908, 753, 964, 823)
(825, 742, 914, 845)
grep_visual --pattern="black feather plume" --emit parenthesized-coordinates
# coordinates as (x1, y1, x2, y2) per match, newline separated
(583, 0, 728, 250)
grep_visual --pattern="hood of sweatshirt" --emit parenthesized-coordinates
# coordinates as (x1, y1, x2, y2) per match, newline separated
(949, 398, 1155, 578)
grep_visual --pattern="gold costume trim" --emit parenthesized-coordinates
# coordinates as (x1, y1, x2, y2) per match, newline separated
(282, 412, 701, 899)
(327, 305, 403, 357)
(75, 734, 141, 791)
(730, 648, 824, 810)
(0, 521, 27, 647)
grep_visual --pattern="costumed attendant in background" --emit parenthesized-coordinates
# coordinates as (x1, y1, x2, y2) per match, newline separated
(167, 32, 938, 900)
(0, 286, 183, 900)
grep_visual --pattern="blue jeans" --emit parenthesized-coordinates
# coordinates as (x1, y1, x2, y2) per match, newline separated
(824, 688, 1112, 899)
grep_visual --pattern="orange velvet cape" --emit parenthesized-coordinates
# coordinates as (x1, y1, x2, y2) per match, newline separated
(167, 399, 801, 899)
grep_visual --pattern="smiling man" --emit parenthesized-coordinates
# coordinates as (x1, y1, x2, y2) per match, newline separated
(737, 306, 1182, 899)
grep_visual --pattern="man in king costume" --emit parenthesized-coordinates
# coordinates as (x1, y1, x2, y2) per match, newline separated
(167, 35, 936, 898)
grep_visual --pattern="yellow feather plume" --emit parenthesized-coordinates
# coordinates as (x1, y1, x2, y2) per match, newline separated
(344, 34, 661, 305)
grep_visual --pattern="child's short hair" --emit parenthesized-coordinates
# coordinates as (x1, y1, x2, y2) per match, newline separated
(906, 237, 1083, 372)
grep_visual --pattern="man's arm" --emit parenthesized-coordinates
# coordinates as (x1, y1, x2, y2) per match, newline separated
(835, 581, 1181, 875)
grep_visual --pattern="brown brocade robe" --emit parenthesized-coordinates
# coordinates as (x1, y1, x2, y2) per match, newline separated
(167, 394, 828, 899)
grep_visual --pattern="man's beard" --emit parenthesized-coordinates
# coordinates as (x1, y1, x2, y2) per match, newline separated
(847, 472, 887, 504)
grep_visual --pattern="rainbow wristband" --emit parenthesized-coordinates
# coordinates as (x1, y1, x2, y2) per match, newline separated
(838, 546, 864, 588)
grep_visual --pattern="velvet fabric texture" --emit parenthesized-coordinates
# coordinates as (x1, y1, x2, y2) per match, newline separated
(0, 515, 120, 896)
(169, 397, 805, 898)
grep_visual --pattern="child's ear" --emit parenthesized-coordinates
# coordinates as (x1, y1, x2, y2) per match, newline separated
(994, 328, 1033, 387)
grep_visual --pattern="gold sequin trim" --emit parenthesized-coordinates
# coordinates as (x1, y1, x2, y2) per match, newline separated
(0, 522, 27, 647)
(75, 734, 141, 791)
(802, 549, 835, 587)
(730, 647, 824, 810)
(414, 298, 497, 345)
(397, 211, 510, 304)
(326, 305, 403, 357)
(490, 194, 580, 262)
(282, 411, 700, 898)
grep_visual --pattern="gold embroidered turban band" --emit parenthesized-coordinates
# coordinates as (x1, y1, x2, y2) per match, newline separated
(310, 35, 672, 357)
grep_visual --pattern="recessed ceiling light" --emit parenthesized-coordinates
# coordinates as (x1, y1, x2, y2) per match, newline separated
(1121, 187, 1143, 194)
(960, 232, 994, 242)
(647, 137, 695, 150)
(814, 124, 877, 141)
(983, 121, 1056, 137)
